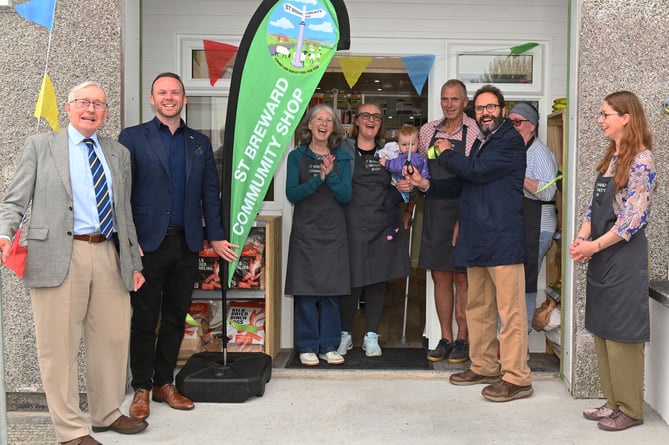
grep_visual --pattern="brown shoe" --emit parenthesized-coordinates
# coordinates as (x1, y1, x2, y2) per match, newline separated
(91, 414, 148, 434)
(129, 388, 150, 419)
(449, 368, 501, 386)
(152, 383, 195, 410)
(481, 380, 533, 402)
(60, 435, 101, 445)
(583, 404, 615, 421)
(597, 409, 643, 431)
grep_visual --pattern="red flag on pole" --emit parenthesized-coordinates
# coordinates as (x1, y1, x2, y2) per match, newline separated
(203, 40, 238, 86)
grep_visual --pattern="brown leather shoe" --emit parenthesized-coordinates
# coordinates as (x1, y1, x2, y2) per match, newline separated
(60, 435, 101, 445)
(481, 380, 533, 402)
(597, 409, 643, 431)
(91, 414, 148, 434)
(152, 383, 195, 410)
(449, 368, 501, 386)
(583, 403, 615, 421)
(129, 388, 150, 419)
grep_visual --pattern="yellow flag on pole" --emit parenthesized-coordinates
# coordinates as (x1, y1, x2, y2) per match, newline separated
(34, 73, 59, 131)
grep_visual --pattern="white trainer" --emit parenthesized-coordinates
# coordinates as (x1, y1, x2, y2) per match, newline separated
(299, 352, 320, 367)
(363, 332, 382, 357)
(337, 331, 353, 355)
(318, 351, 345, 365)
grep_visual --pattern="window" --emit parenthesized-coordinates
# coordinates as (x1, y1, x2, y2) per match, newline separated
(450, 41, 544, 94)
(179, 35, 275, 204)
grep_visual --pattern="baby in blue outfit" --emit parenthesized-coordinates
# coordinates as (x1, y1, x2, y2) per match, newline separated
(378, 125, 430, 240)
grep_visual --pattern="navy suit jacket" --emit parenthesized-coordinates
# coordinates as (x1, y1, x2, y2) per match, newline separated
(426, 119, 526, 268)
(119, 119, 225, 253)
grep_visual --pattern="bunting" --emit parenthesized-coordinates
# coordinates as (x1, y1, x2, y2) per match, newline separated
(15, 0, 56, 30)
(336, 56, 372, 89)
(202, 40, 238, 87)
(221, 0, 350, 285)
(34, 73, 59, 131)
(509, 42, 539, 55)
(401, 55, 435, 95)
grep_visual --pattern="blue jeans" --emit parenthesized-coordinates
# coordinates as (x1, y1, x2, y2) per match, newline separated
(294, 295, 341, 354)
(526, 230, 555, 331)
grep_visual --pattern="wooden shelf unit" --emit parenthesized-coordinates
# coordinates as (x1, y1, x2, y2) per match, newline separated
(191, 215, 282, 358)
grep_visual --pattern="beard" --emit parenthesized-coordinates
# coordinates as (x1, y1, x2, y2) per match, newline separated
(477, 114, 505, 137)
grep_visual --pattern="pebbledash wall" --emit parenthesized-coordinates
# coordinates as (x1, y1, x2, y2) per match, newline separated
(0, 0, 668, 418)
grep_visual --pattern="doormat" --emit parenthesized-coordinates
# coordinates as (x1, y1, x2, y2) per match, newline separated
(285, 347, 431, 370)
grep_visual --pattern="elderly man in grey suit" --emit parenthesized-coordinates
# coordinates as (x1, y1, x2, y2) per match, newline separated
(0, 81, 148, 445)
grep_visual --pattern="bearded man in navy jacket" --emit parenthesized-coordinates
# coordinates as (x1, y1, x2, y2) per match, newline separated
(405, 84, 532, 403)
(119, 72, 238, 419)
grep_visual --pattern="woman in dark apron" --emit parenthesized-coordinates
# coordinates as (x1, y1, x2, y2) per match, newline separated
(569, 91, 656, 432)
(285, 105, 353, 367)
(337, 103, 410, 357)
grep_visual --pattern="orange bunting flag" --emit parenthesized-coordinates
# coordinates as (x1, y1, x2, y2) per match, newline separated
(203, 40, 238, 87)
(34, 73, 59, 131)
(336, 56, 372, 89)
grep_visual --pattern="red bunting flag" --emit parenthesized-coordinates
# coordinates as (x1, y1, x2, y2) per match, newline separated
(202, 40, 238, 87)
(4, 227, 27, 277)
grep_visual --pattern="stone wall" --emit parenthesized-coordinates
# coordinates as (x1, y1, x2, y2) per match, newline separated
(0, 0, 122, 409)
(571, 0, 669, 397)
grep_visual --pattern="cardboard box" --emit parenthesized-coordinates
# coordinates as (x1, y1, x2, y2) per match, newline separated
(178, 301, 217, 361)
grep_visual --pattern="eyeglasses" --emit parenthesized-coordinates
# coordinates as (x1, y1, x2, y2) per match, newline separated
(598, 111, 620, 119)
(356, 112, 383, 122)
(314, 117, 334, 125)
(511, 119, 529, 127)
(474, 104, 501, 114)
(70, 99, 108, 111)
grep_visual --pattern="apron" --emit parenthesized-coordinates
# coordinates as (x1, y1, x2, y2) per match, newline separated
(523, 197, 542, 292)
(284, 149, 350, 296)
(345, 145, 410, 287)
(417, 122, 467, 272)
(585, 175, 650, 342)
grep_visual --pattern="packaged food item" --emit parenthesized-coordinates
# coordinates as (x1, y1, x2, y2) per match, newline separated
(226, 300, 266, 351)
(231, 227, 265, 289)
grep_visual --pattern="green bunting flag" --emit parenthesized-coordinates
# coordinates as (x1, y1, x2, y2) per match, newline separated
(221, 0, 350, 286)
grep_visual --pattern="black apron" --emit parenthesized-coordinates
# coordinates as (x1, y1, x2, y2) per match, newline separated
(417, 122, 467, 272)
(284, 150, 350, 296)
(345, 145, 410, 287)
(585, 175, 650, 342)
(523, 198, 542, 293)
(522, 137, 541, 293)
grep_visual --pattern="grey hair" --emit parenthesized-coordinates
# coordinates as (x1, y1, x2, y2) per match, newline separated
(67, 81, 106, 103)
(296, 104, 345, 149)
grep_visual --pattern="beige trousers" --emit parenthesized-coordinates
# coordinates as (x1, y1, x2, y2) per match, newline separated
(466, 264, 531, 386)
(31, 240, 131, 442)
(594, 335, 645, 419)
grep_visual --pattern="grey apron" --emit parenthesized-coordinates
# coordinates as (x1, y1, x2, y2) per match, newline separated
(284, 150, 350, 296)
(418, 122, 467, 272)
(345, 145, 410, 287)
(585, 174, 650, 342)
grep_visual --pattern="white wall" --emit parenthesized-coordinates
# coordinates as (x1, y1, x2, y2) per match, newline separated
(136, 0, 569, 350)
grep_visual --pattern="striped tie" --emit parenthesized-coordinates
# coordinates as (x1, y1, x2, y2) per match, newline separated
(84, 138, 113, 239)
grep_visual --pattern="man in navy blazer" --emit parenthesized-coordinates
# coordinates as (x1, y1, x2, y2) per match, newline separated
(119, 72, 237, 420)
(405, 85, 533, 403)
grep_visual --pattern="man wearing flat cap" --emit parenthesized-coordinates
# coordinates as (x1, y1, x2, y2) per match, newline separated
(508, 102, 558, 334)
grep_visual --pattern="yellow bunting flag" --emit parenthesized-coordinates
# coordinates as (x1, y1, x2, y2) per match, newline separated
(337, 56, 372, 89)
(34, 73, 59, 131)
